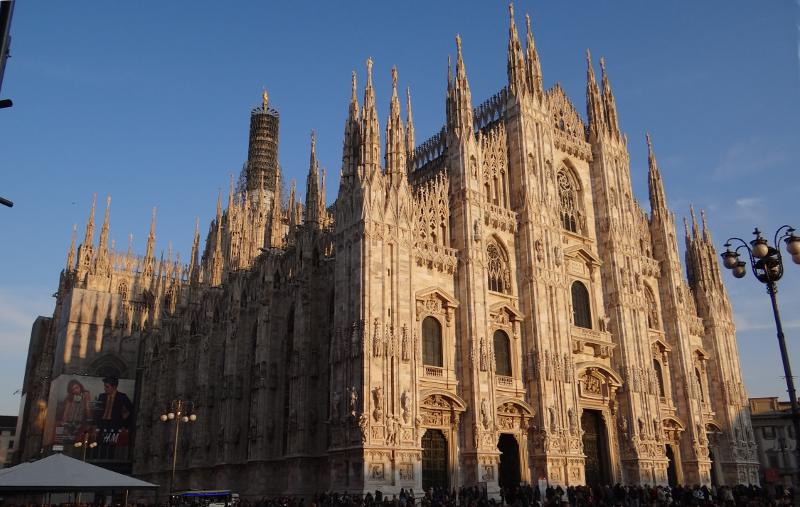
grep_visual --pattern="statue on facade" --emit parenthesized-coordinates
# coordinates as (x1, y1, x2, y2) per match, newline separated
(372, 387, 384, 422)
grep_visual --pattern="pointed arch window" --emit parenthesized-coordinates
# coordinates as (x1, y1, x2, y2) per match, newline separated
(571, 281, 592, 329)
(695, 367, 705, 402)
(493, 330, 512, 376)
(487, 241, 511, 294)
(645, 286, 660, 330)
(557, 168, 582, 234)
(653, 359, 666, 398)
(422, 316, 443, 367)
(117, 281, 128, 301)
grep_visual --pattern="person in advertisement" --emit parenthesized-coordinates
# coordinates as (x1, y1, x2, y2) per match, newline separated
(57, 379, 92, 443)
(94, 376, 134, 446)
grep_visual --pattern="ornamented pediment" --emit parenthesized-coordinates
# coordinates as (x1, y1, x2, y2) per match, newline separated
(496, 398, 535, 418)
(419, 390, 467, 429)
(576, 362, 623, 400)
(489, 302, 522, 329)
(662, 417, 685, 443)
(415, 287, 459, 324)
(419, 390, 467, 412)
(651, 337, 671, 354)
(563, 245, 601, 266)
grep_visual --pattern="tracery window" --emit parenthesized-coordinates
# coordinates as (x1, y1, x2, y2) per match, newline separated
(493, 330, 512, 376)
(117, 281, 128, 301)
(645, 286, 660, 330)
(557, 168, 581, 233)
(695, 367, 705, 402)
(487, 241, 511, 294)
(571, 281, 592, 329)
(653, 359, 666, 397)
(422, 316, 443, 367)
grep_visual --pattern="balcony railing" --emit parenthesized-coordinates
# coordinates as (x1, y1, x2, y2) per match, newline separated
(424, 366, 444, 378)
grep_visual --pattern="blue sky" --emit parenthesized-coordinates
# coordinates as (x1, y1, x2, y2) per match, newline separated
(0, 1, 798, 416)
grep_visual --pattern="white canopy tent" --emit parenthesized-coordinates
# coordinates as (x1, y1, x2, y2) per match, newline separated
(0, 453, 157, 492)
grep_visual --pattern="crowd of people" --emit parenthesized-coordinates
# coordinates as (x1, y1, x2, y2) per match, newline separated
(235, 483, 796, 507)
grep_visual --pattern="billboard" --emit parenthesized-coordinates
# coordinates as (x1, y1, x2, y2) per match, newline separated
(44, 374, 135, 461)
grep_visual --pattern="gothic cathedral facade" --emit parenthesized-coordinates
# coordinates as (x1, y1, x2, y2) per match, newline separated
(17, 5, 759, 498)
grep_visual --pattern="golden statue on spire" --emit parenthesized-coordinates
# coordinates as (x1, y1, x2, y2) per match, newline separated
(262, 89, 269, 111)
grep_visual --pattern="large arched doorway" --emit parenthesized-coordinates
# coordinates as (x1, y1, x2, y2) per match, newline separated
(497, 433, 521, 488)
(422, 429, 448, 491)
(709, 448, 719, 486)
(581, 409, 611, 486)
(665, 445, 678, 486)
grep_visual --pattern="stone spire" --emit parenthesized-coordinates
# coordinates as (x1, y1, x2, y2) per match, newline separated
(685, 206, 724, 292)
(95, 195, 111, 274)
(125, 233, 133, 273)
(447, 35, 473, 137)
(142, 207, 157, 278)
(599, 57, 621, 140)
(524, 13, 544, 102)
(188, 217, 200, 285)
(210, 192, 224, 285)
(305, 130, 323, 225)
(268, 165, 284, 248)
(385, 66, 406, 182)
(288, 180, 297, 229)
(646, 134, 668, 215)
(507, 3, 526, 98)
(342, 71, 361, 182)
(405, 87, 415, 173)
(66, 224, 77, 271)
(585, 49, 605, 139)
(83, 194, 97, 248)
(361, 58, 381, 180)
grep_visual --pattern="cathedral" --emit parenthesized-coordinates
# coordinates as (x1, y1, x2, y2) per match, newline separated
(16, 4, 760, 499)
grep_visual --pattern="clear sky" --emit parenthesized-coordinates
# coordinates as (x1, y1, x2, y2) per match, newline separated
(0, 1, 798, 416)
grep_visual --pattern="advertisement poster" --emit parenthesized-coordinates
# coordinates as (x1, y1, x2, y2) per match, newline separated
(44, 374, 135, 460)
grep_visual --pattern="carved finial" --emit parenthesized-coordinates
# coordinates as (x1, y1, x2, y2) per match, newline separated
(311, 129, 316, 153)
(599, 56, 606, 72)
(150, 206, 157, 232)
(509, 2, 514, 19)
(526, 13, 532, 35)
(262, 89, 269, 111)
(447, 54, 452, 83)
(456, 34, 462, 56)
(700, 209, 709, 233)
(351, 71, 357, 100)
(366, 57, 374, 85)
(646, 132, 652, 150)
(391, 66, 398, 93)
(586, 48, 592, 63)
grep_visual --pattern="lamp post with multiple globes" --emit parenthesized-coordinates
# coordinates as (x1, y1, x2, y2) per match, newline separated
(160, 399, 197, 494)
(721, 225, 800, 485)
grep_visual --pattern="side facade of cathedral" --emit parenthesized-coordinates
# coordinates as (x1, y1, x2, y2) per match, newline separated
(16, 6, 760, 498)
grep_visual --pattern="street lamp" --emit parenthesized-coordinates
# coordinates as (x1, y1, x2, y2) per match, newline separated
(721, 225, 800, 485)
(160, 399, 197, 494)
(73, 432, 98, 461)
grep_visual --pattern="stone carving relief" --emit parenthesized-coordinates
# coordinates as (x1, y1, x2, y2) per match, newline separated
(480, 398, 491, 429)
(372, 387, 384, 422)
(348, 386, 358, 416)
(401, 390, 412, 424)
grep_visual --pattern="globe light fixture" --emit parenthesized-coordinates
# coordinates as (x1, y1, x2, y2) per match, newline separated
(159, 399, 198, 493)
(721, 224, 800, 487)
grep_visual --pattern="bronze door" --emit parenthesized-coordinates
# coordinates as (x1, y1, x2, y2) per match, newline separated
(422, 429, 448, 491)
(581, 409, 610, 486)
(497, 433, 521, 487)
